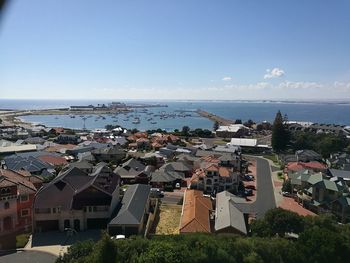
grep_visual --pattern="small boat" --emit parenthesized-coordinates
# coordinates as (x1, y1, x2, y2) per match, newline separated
(151, 121, 157, 124)
(132, 118, 140, 124)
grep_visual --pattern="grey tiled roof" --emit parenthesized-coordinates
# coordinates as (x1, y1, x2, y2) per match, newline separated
(109, 184, 150, 226)
(215, 191, 247, 235)
(150, 169, 184, 183)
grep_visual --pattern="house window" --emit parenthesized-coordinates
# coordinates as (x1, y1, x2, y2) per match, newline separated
(20, 195, 29, 203)
(52, 208, 57, 213)
(21, 209, 30, 217)
(4, 201, 10, 209)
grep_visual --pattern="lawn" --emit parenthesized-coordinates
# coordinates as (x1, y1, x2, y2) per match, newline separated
(213, 140, 228, 145)
(155, 204, 182, 235)
(263, 154, 278, 164)
(16, 233, 30, 248)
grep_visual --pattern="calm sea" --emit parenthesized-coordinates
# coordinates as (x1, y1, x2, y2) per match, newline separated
(1, 99, 350, 131)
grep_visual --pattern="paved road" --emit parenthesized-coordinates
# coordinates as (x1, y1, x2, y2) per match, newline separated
(236, 157, 276, 218)
(0, 251, 57, 263)
(253, 157, 276, 218)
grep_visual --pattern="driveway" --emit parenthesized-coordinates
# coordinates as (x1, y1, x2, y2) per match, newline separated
(25, 229, 101, 257)
(252, 157, 277, 218)
(162, 188, 184, 204)
(0, 250, 57, 263)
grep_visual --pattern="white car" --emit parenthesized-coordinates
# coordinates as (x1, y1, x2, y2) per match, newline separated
(111, 235, 126, 240)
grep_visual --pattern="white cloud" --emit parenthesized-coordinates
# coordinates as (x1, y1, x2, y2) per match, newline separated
(264, 67, 285, 79)
(222, 76, 232, 81)
(277, 81, 322, 89)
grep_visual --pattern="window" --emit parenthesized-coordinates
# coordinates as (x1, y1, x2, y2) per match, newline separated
(20, 195, 29, 203)
(35, 208, 51, 214)
(21, 209, 30, 217)
(4, 201, 10, 209)
(52, 208, 57, 213)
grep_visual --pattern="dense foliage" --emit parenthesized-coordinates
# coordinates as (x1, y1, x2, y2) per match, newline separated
(271, 111, 290, 152)
(58, 209, 349, 263)
(180, 126, 214, 138)
(291, 131, 349, 157)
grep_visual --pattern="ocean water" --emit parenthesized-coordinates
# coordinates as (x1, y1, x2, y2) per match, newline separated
(1, 99, 350, 130)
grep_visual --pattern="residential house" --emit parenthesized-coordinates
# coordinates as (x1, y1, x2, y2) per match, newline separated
(2, 155, 55, 178)
(0, 169, 38, 249)
(108, 184, 151, 237)
(179, 189, 213, 234)
(56, 134, 80, 145)
(92, 146, 126, 163)
(0, 139, 37, 156)
(191, 163, 240, 195)
(215, 124, 250, 138)
(286, 161, 327, 173)
(33, 163, 120, 232)
(281, 150, 322, 164)
(114, 158, 150, 184)
(162, 161, 193, 177)
(65, 160, 94, 174)
(327, 153, 350, 171)
(329, 169, 350, 186)
(214, 191, 248, 235)
(150, 168, 185, 190)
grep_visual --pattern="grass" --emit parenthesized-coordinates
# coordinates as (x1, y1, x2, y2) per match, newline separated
(155, 204, 182, 235)
(263, 154, 278, 164)
(213, 140, 228, 145)
(277, 171, 285, 180)
(16, 233, 30, 248)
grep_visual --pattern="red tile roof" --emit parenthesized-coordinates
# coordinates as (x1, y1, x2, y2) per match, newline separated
(180, 190, 213, 233)
(0, 169, 37, 192)
(38, 155, 68, 166)
(286, 161, 327, 172)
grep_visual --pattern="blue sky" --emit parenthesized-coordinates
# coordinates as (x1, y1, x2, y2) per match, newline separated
(1, 0, 350, 100)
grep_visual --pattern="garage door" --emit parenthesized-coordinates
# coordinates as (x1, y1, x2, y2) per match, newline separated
(36, 220, 59, 232)
(87, 218, 108, 229)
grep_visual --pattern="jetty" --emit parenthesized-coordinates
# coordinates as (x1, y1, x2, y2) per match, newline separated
(196, 109, 235, 125)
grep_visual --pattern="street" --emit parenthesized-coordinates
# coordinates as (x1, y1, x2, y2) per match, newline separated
(233, 157, 276, 218)
(252, 157, 276, 218)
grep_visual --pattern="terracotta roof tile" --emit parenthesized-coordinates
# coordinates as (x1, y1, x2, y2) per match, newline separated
(38, 155, 68, 166)
(180, 190, 213, 233)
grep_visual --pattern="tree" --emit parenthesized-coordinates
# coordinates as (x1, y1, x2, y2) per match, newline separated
(131, 128, 139, 134)
(244, 119, 255, 128)
(213, 121, 219, 131)
(181, 126, 190, 136)
(256, 122, 272, 131)
(282, 179, 292, 193)
(264, 208, 304, 237)
(250, 219, 273, 237)
(297, 227, 350, 263)
(271, 111, 290, 152)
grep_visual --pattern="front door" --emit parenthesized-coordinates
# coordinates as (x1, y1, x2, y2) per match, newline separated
(74, 219, 80, 231)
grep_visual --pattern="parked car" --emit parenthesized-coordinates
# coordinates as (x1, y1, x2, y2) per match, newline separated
(282, 191, 293, 197)
(175, 182, 181, 189)
(244, 189, 253, 196)
(244, 175, 254, 181)
(245, 185, 256, 190)
(150, 188, 164, 198)
(111, 235, 126, 240)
